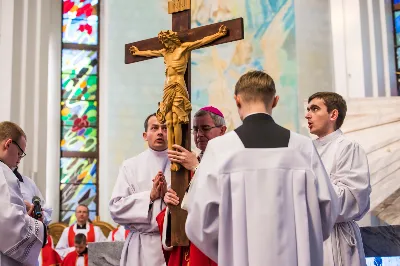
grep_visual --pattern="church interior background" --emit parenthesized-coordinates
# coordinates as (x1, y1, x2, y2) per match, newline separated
(1, 0, 400, 264)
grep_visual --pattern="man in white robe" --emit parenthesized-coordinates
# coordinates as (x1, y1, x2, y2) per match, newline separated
(185, 71, 339, 266)
(13, 167, 53, 226)
(109, 113, 170, 266)
(56, 204, 106, 259)
(306, 92, 371, 266)
(0, 121, 46, 265)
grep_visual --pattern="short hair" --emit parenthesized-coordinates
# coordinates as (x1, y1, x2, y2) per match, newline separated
(75, 233, 87, 244)
(144, 113, 156, 132)
(76, 204, 89, 213)
(194, 110, 225, 127)
(308, 92, 347, 129)
(0, 121, 27, 142)
(234, 70, 276, 108)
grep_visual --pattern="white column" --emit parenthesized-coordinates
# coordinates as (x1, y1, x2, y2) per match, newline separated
(330, 0, 348, 98)
(99, 0, 112, 224)
(46, 0, 61, 222)
(0, 0, 15, 122)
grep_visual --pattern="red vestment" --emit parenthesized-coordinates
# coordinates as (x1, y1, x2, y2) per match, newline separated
(41, 236, 63, 266)
(61, 251, 88, 266)
(156, 208, 217, 266)
(68, 224, 95, 247)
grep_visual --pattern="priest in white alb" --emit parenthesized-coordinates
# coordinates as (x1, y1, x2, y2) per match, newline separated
(109, 114, 170, 266)
(0, 121, 46, 265)
(56, 204, 106, 259)
(306, 92, 371, 266)
(185, 71, 340, 266)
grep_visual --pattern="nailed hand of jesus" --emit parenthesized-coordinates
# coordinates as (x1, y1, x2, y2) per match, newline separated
(168, 144, 199, 171)
(164, 188, 179, 206)
(150, 171, 167, 202)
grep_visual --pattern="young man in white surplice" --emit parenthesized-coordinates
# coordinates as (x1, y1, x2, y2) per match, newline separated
(306, 92, 371, 266)
(109, 113, 170, 266)
(184, 71, 340, 266)
(56, 204, 106, 259)
(0, 121, 46, 266)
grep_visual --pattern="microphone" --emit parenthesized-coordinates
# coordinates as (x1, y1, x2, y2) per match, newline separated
(32, 196, 42, 219)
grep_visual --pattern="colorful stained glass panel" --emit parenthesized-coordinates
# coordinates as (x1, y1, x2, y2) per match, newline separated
(62, 50, 98, 75)
(60, 157, 97, 184)
(395, 11, 400, 45)
(395, 0, 400, 5)
(397, 47, 400, 69)
(62, 18, 98, 45)
(61, 210, 96, 226)
(61, 126, 97, 152)
(60, 183, 97, 210)
(63, 0, 98, 21)
(62, 74, 97, 100)
(61, 100, 97, 126)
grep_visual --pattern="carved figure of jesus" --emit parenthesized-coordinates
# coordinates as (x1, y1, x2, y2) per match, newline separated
(130, 25, 228, 171)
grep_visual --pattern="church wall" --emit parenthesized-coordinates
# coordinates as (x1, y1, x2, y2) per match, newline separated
(100, 0, 334, 223)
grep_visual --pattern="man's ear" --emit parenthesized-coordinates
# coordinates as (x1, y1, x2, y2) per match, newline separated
(272, 96, 279, 109)
(143, 132, 148, 141)
(220, 125, 227, 135)
(2, 139, 12, 151)
(330, 109, 339, 122)
(234, 94, 241, 108)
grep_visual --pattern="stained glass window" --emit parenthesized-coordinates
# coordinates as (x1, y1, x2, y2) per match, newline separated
(393, 3, 400, 95)
(61, 0, 100, 222)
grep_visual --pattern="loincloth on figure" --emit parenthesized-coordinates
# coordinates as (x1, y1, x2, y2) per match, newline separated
(157, 82, 192, 124)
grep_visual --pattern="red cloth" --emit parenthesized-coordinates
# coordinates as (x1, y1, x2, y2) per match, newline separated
(156, 208, 217, 266)
(41, 236, 63, 266)
(110, 227, 130, 241)
(68, 224, 95, 247)
(61, 251, 88, 266)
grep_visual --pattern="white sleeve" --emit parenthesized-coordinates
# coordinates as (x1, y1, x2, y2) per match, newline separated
(95, 226, 107, 242)
(311, 144, 340, 240)
(332, 142, 371, 222)
(109, 162, 152, 226)
(0, 170, 45, 264)
(185, 144, 220, 262)
(55, 228, 74, 259)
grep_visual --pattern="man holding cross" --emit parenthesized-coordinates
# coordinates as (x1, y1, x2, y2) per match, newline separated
(109, 114, 170, 266)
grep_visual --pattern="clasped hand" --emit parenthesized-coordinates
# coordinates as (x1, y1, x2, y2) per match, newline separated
(150, 171, 167, 202)
(168, 144, 199, 171)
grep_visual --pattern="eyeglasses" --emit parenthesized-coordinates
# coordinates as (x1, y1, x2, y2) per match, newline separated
(192, 126, 221, 134)
(12, 141, 26, 158)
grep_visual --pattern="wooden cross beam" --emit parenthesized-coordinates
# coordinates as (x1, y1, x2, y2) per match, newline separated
(124, 4, 244, 246)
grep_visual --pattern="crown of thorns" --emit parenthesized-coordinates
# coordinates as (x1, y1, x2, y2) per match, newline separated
(158, 30, 180, 43)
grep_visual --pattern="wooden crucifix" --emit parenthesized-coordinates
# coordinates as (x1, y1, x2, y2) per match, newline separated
(124, 0, 244, 246)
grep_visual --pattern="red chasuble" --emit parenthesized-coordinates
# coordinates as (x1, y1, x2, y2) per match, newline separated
(156, 208, 217, 266)
(68, 224, 95, 247)
(61, 251, 88, 266)
(41, 236, 63, 266)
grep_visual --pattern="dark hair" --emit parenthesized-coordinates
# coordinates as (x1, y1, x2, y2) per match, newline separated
(76, 204, 89, 213)
(234, 70, 276, 108)
(308, 92, 347, 129)
(75, 233, 87, 244)
(144, 113, 156, 132)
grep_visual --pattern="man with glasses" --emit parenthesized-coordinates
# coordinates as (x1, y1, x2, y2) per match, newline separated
(156, 106, 226, 266)
(0, 121, 47, 265)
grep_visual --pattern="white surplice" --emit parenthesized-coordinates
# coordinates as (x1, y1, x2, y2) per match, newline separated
(109, 148, 171, 266)
(20, 175, 53, 226)
(0, 161, 45, 266)
(55, 223, 106, 259)
(314, 129, 371, 266)
(107, 226, 128, 242)
(185, 131, 339, 266)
